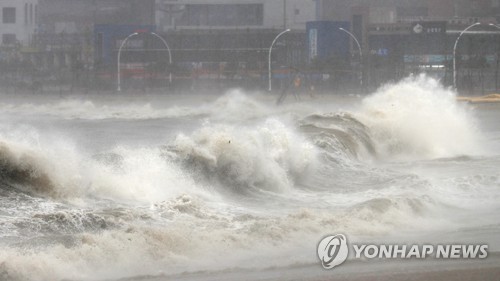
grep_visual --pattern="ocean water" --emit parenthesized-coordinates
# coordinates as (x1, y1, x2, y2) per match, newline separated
(0, 75, 498, 280)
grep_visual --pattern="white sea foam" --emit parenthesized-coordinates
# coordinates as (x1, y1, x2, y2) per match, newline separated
(0, 129, 205, 203)
(357, 75, 482, 160)
(173, 118, 318, 193)
(0, 193, 450, 281)
(0, 76, 498, 281)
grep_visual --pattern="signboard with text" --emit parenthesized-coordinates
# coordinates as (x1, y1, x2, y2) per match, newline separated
(412, 21, 446, 35)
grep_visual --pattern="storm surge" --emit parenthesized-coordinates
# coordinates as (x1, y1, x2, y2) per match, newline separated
(0, 75, 497, 281)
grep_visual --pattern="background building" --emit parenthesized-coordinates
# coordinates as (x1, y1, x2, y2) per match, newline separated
(0, 0, 38, 48)
(2, 0, 499, 93)
(0, 0, 39, 94)
(156, 0, 315, 31)
(35, 0, 155, 69)
(153, 0, 317, 91)
(311, 0, 500, 92)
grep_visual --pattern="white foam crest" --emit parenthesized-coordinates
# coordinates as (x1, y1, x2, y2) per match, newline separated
(174, 119, 317, 192)
(0, 129, 89, 198)
(357, 74, 482, 160)
(85, 146, 206, 202)
(0, 128, 206, 203)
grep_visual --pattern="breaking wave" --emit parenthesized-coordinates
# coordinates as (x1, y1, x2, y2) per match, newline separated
(300, 112, 377, 162)
(170, 119, 318, 193)
(0, 76, 483, 200)
(0, 135, 202, 203)
(0, 75, 494, 281)
(0, 141, 57, 196)
(357, 74, 482, 160)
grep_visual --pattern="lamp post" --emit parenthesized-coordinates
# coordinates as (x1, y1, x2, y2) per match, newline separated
(453, 22, 481, 90)
(117, 32, 139, 91)
(268, 28, 291, 92)
(339, 27, 363, 87)
(150, 32, 172, 84)
(117, 32, 174, 91)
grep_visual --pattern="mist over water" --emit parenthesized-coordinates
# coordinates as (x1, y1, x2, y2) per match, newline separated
(0, 75, 499, 280)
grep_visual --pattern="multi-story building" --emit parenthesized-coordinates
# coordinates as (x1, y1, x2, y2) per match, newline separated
(156, 0, 315, 32)
(0, 0, 38, 48)
(312, 0, 500, 91)
(31, 0, 154, 69)
(153, 0, 317, 90)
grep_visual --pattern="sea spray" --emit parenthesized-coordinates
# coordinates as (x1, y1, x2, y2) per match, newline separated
(357, 75, 482, 160)
(0, 78, 498, 281)
(173, 119, 317, 193)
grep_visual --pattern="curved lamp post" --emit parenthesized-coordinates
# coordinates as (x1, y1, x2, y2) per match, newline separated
(117, 32, 139, 91)
(489, 23, 500, 29)
(339, 27, 363, 86)
(268, 28, 291, 92)
(151, 32, 172, 84)
(453, 22, 481, 90)
(117, 32, 173, 91)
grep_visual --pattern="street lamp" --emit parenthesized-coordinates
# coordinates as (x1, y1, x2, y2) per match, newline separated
(150, 32, 172, 84)
(453, 22, 481, 90)
(339, 27, 363, 87)
(268, 28, 291, 92)
(117, 32, 139, 91)
(117, 32, 174, 91)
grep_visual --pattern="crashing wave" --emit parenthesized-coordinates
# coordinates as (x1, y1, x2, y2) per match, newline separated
(0, 142, 58, 197)
(169, 119, 317, 193)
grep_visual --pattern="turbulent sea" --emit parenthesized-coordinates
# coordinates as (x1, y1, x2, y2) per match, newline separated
(0, 75, 499, 280)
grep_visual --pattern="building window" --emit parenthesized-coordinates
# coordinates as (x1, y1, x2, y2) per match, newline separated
(2, 34, 16, 45)
(3, 7, 16, 24)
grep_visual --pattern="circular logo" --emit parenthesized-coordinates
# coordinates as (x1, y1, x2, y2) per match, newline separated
(317, 234, 349, 269)
(413, 24, 423, 34)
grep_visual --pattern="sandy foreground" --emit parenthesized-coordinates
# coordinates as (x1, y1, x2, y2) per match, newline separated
(457, 93, 500, 103)
(114, 254, 500, 281)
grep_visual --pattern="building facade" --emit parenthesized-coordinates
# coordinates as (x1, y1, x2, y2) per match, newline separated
(0, 0, 38, 48)
(313, 0, 500, 91)
(156, 0, 315, 32)
(2, 0, 497, 92)
(32, 0, 155, 69)
(151, 0, 317, 91)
